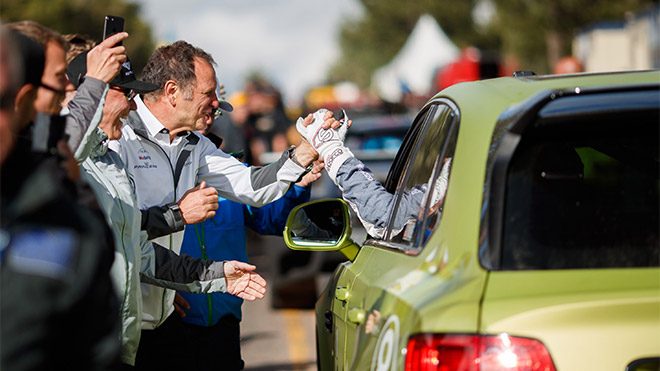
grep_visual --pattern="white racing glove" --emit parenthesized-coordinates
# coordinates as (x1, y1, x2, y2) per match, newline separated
(296, 108, 354, 182)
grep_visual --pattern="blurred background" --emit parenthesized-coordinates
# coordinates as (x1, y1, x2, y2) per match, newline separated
(2, 1, 658, 368)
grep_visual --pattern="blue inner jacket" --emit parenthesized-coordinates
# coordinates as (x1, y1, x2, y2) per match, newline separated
(178, 184, 310, 326)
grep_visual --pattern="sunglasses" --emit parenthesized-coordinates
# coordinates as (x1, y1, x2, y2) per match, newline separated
(210, 106, 223, 119)
(40, 82, 66, 95)
(110, 86, 137, 101)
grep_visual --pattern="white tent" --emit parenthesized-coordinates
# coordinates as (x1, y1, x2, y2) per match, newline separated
(372, 14, 460, 103)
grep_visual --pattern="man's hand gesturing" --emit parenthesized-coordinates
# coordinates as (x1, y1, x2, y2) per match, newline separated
(223, 261, 267, 301)
(177, 181, 219, 224)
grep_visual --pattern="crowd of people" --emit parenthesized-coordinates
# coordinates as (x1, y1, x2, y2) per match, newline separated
(0, 19, 338, 371)
(0, 17, 436, 371)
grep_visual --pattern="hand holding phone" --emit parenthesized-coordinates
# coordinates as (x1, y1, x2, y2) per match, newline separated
(103, 15, 125, 45)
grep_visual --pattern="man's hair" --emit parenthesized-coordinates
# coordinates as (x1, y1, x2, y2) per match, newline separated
(0, 27, 22, 110)
(5, 20, 67, 51)
(7, 30, 44, 88)
(140, 40, 215, 100)
(63, 34, 95, 63)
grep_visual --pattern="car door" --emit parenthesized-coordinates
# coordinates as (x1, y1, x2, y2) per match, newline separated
(340, 100, 461, 370)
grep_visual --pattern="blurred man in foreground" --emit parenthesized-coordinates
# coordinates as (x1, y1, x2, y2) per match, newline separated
(0, 26, 121, 371)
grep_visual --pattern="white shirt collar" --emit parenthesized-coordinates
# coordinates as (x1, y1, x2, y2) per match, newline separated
(135, 95, 168, 138)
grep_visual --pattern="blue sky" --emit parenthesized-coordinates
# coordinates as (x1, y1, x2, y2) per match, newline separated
(134, 0, 363, 105)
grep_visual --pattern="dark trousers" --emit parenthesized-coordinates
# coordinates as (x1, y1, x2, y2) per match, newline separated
(134, 313, 243, 371)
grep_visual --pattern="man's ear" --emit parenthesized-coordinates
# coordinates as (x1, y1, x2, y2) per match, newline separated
(163, 80, 178, 107)
(14, 84, 38, 127)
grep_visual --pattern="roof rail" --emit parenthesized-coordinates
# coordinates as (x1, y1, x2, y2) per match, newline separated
(513, 70, 536, 78)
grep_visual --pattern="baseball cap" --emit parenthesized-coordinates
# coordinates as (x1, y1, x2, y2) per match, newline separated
(66, 51, 158, 94)
(217, 98, 233, 113)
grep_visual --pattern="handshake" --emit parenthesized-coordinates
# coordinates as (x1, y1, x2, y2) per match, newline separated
(295, 108, 354, 182)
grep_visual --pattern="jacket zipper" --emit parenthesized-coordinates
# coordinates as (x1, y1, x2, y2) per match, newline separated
(134, 131, 181, 326)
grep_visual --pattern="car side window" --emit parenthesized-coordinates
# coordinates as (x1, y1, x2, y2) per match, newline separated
(384, 101, 459, 249)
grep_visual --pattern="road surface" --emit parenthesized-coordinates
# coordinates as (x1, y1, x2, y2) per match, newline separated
(241, 234, 318, 371)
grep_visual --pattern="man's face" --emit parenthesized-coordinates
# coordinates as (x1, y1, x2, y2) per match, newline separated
(34, 40, 67, 115)
(100, 87, 136, 140)
(177, 57, 219, 132)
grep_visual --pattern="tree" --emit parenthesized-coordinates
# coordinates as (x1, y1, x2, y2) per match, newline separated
(0, 0, 155, 71)
(328, 0, 496, 88)
(491, 0, 656, 72)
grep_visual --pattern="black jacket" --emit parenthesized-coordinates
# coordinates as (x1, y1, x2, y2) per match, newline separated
(0, 146, 121, 371)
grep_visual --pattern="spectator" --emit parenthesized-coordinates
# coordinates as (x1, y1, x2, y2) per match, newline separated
(107, 40, 335, 370)
(244, 78, 290, 164)
(0, 27, 121, 371)
(211, 91, 249, 156)
(6, 21, 68, 115)
(5, 21, 79, 182)
(66, 49, 267, 368)
(61, 33, 96, 109)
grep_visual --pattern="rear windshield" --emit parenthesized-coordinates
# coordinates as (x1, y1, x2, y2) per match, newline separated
(501, 96, 659, 270)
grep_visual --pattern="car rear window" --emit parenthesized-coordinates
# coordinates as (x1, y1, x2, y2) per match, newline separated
(500, 93, 659, 270)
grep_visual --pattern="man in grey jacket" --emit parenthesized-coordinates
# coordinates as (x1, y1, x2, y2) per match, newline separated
(107, 40, 345, 369)
(66, 43, 267, 367)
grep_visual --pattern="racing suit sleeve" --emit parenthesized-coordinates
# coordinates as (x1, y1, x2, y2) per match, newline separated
(139, 237, 228, 294)
(245, 184, 311, 235)
(66, 77, 109, 161)
(198, 144, 308, 208)
(334, 157, 425, 239)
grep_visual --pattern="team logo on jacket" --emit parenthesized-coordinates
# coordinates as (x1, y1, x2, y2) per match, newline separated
(134, 148, 157, 169)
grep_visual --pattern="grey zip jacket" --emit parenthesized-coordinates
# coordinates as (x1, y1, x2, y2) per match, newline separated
(70, 78, 230, 365)
(108, 96, 307, 330)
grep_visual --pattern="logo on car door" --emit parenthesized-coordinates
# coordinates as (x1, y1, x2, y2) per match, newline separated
(371, 315, 400, 371)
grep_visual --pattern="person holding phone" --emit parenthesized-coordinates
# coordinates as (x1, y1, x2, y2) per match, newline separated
(64, 25, 269, 368)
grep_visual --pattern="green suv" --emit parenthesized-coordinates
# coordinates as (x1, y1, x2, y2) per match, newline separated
(284, 70, 660, 370)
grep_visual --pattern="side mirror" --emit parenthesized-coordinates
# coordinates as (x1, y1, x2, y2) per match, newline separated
(283, 198, 360, 261)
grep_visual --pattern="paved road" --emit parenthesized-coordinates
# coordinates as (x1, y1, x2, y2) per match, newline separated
(240, 234, 318, 371)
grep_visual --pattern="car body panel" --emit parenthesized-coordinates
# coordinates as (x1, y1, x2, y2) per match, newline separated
(482, 269, 660, 370)
(295, 70, 660, 370)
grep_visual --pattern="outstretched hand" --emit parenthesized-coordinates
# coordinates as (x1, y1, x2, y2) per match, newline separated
(224, 260, 267, 301)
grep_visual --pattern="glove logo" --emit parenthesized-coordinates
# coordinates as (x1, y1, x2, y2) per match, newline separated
(313, 127, 337, 148)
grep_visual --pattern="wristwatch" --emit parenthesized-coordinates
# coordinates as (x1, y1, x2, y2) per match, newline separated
(167, 202, 184, 229)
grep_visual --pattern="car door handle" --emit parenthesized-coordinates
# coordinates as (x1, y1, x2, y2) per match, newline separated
(348, 308, 366, 324)
(335, 287, 350, 301)
(324, 310, 333, 333)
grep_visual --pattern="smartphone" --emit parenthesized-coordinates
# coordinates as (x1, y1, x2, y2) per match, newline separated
(103, 15, 125, 44)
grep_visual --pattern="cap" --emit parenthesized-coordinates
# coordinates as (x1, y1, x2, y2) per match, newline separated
(218, 98, 233, 112)
(66, 51, 158, 94)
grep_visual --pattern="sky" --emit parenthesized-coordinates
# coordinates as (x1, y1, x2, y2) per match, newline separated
(133, 0, 363, 105)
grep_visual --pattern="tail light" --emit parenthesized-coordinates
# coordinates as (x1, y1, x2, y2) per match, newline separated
(405, 333, 556, 371)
